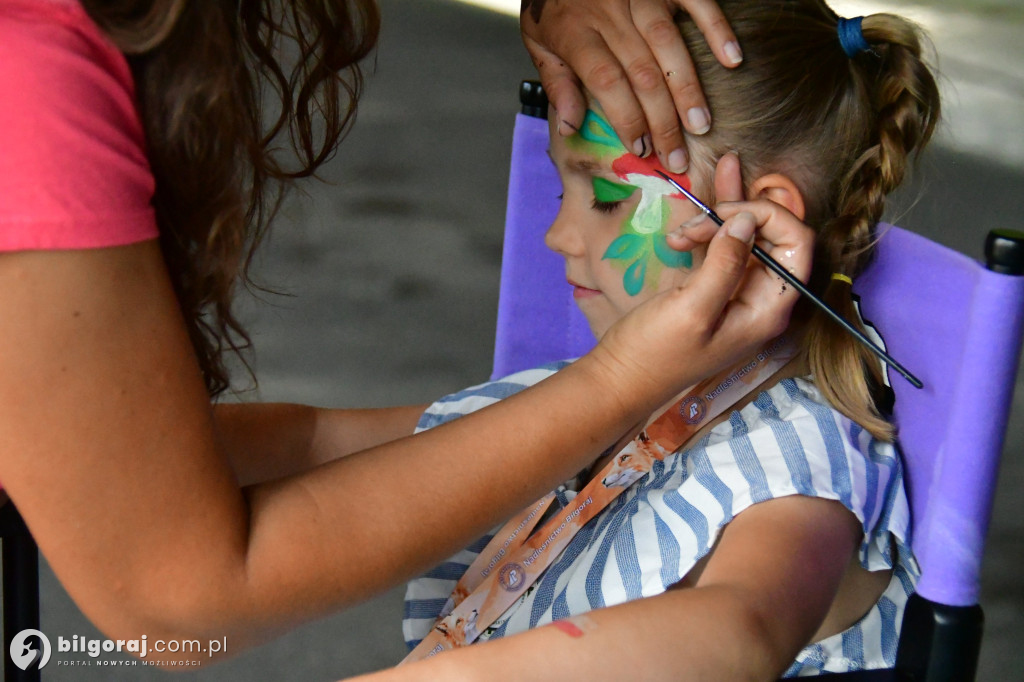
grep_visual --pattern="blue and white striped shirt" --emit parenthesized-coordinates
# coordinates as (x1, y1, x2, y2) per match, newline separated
(404, 363, 916, 676)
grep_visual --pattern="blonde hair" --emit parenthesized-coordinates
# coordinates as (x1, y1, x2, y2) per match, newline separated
(677, 0, 940, 440)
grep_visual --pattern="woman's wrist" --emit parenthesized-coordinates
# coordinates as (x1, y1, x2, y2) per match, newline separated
(571, 343, 674, 421)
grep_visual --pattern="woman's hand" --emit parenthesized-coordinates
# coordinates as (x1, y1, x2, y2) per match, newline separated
(521, 0, 742, 174)
(666, 152, 815, 311)
(589, 155, 815, 411)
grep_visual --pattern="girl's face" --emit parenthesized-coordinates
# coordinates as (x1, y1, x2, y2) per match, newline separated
(546, 105, 708, 339)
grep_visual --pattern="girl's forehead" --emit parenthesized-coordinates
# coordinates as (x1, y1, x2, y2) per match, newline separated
(549, 130, 608, 174)
(556, 105, 628, 162)
(550, 106, 625, 171)
(552, 103, 689, 191)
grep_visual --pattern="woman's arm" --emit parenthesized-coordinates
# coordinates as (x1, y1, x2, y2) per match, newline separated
(0, 211, 803, 660)
(215, 403, 428, 486)
(356, 496, 860, 682)
(522, 0, 742, 173)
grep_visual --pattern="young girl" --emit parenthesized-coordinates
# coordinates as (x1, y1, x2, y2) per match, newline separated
(393, 1, 941, 678)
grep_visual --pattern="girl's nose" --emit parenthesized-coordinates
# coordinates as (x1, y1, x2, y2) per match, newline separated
(544, 209, 584, 258)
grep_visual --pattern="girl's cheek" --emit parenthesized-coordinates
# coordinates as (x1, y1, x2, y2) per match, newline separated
(654, 264, 691, 294)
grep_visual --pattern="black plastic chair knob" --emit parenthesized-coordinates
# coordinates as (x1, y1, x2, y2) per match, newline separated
(519, 80, 548, 119)
(985, 229, 1024, 275)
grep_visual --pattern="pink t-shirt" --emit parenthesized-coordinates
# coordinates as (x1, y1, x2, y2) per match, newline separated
(0, 0, 158, 251)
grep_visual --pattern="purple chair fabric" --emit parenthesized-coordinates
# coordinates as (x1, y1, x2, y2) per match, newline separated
(491, 113, 595, 380)
(492, 112, 1024, 608)
(854, 228, 1024, 606)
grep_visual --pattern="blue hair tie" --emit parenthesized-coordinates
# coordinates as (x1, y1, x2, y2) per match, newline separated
(837, 16, 870, 57)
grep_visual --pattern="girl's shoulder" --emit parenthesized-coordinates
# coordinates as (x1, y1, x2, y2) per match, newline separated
(694, 375, 904, 512)
(685, 375, 911, 574)
(705, 375, 898, 462)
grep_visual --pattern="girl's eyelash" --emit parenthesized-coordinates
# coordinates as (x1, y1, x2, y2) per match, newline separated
(553, 192, 619, 213)
(591, 197, 623, 214)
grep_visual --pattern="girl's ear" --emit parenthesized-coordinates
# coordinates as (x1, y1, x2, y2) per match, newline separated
(748, 174, 806, 221)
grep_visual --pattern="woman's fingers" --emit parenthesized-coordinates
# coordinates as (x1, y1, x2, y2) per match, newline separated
(697, 208, 811, 349)
(520, 0, 741, 174)
(572, 28, 669, 160)
(713, 151, 744, 202)
(664, 152, 743, 252)
(522, 33, 588, 137)
(676, 0, 744, 70)
(713, 200, 815, 308)
(669, 187, 815, 331)
(521, 1, 652, 158)
(680, 211, 757, 325)
(715, 200, 814, 264)
(664, 213, 718, 252)
(627, 0, 700, 170)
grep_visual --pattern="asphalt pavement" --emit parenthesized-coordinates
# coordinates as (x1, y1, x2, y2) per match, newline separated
(24, 0, 1024, 679)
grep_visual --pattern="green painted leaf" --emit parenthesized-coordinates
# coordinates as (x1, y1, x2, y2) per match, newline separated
(653, 234, 693, 268)
(623, 259, 647, 296)
(603, 233, 644, 261)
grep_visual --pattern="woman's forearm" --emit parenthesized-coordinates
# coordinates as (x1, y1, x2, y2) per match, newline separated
(231, 357, 650, 631)
(215, 402, 427, 486)
(99, 357, 654, 657)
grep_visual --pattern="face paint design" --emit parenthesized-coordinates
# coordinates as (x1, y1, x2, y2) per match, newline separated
(592, 176, 636, 204)
(571, 107, 693, 296)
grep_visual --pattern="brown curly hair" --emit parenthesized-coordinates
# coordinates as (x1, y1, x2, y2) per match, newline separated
(81, 0, 381, 396)
(676, 0, 941, 439)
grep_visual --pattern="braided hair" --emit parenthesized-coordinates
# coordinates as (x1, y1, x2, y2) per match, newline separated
(676, 0, 941, 439)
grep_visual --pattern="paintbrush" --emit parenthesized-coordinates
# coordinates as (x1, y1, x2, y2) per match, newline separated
(654, 170, 923, 389)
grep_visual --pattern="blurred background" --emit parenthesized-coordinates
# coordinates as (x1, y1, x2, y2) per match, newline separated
(32, 0, 1023, 679)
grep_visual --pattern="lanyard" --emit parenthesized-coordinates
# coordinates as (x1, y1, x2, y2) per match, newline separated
(404, 337, 797, 663)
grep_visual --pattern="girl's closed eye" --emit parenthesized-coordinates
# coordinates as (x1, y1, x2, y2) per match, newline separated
(591, 177, 636, 215)
(590, 197, 621, 214)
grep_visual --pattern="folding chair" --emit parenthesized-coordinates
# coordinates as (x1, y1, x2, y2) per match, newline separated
(0, 502, 41, 682)
(492, 81, 1024, 681)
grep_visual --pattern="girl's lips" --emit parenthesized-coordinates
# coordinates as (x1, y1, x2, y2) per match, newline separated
(570, 281, 601, 299)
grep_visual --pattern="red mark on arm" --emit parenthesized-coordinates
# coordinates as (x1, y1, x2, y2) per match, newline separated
(552, 619, 585, 638)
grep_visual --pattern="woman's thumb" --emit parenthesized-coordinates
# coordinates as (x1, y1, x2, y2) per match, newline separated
(686, 212, 757, 316)
(720, 211, 756, 244)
